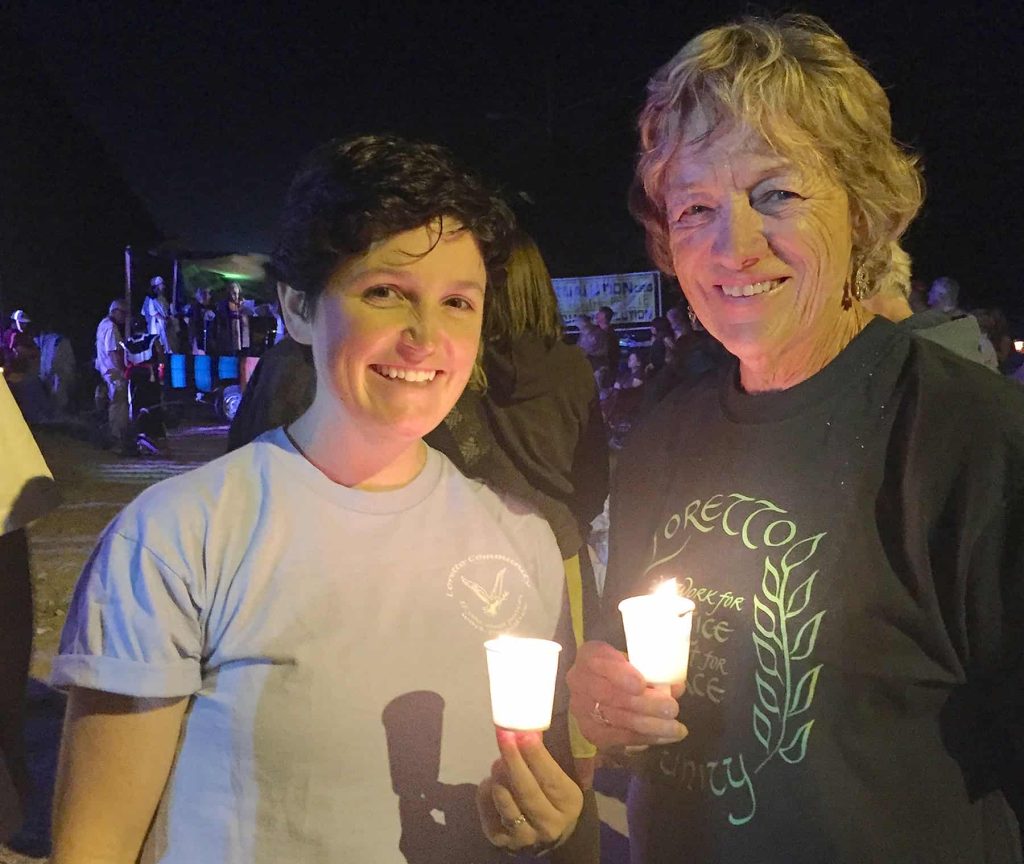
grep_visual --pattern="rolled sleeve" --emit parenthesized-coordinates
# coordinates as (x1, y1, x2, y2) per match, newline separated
(52, 530, 203, 698)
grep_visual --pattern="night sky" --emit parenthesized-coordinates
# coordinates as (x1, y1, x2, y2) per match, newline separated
(9, 0, 1024, 322)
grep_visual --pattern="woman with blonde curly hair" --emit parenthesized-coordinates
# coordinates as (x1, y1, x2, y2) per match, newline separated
(567, 14, 1024, 863)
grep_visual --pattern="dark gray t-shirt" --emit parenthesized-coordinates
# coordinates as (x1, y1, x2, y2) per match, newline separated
(603, 319, 1024, 863)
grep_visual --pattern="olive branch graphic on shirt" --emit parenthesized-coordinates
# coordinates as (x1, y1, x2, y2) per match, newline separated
(751, 532, 826, 773)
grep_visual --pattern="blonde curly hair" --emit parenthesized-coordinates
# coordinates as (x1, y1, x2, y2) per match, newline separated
(630, 14, 924, 298)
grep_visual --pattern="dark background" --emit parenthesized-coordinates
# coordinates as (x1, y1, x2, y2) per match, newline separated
(3, 0, 1023, 349)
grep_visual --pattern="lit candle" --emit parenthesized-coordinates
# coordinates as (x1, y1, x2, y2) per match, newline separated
(484, 636, 563, 731)
(618, 579, 695, 691)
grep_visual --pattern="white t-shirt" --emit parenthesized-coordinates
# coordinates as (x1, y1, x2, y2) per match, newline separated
(0, 373, 58, 534)
(142, 296, 168, 336)
(94, 317, 122, 376)
(53, 429, 567, 863)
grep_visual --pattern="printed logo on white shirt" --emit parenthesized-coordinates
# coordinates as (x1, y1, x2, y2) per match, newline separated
(446, 553, 532, 633)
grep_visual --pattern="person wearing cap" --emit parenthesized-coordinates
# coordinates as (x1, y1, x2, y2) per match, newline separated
(0, 371, 59, 841)
(1, 311, 40, 380)
(95, 299, 129, 450)
(5, 309, 31, 336)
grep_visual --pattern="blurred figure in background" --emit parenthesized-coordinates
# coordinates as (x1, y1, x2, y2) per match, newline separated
(269, 299, 287, 346)
(217, 282, 251, 355)
(574, 313, 613, 389)
(908, 277, 929, 312)
(646, 316, 675, 375)
(226, 334, 315, 452)
(927, 275, 964, 316)
(665, 303, 690, 340)
(642, 308, 729, 410)
(973, 307, 1024, 377)
(186, 287, 217, 355)
(2, 311, 52, 423)
(122, 316, 168, 454)
(35, 319, 76, 415)
(94, 299, 129, 451)
(928, 275, 998, 369)
(862, 245, 995, 367)
(594, 306, 620, 381)
(1, 311, 39, 377)
(141, 277, 172, 354)
(614, 352, 646, 391)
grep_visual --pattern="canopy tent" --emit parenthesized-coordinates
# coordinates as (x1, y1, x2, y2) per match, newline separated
(186, 252, 271, 282)
(137, 244, 275, 309)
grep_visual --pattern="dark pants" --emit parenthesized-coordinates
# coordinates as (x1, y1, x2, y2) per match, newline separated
(0, 529, 32, 841)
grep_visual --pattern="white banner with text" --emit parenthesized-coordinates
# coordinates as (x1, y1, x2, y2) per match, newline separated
(553, 271, 661, 327)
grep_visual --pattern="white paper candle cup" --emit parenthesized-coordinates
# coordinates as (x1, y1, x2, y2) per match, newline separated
(484, 637, 563, 731)
(618, 593, 696, 686)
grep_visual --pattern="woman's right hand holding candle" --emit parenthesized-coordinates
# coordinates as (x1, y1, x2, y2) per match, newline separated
(567, 641, 688, 748)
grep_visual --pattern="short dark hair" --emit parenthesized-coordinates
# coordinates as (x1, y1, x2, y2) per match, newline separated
(598, 306, 614, 320)
(272, 134, 515, 318)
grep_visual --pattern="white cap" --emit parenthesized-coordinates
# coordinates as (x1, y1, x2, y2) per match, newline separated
(10, 309, 30, 325)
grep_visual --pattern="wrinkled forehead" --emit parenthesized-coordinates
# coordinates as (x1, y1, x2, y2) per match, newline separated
(666, 103, 832, 187)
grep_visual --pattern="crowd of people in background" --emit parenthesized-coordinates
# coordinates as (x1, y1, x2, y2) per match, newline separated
(574, 271, 1024, 449)
(2, 262, 1024, 458)
(0, 275, 292, 454)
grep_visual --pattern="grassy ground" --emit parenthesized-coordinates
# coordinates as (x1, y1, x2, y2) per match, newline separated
(25, 424, 230, 679)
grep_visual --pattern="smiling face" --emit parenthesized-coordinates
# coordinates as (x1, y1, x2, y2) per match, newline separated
(285, 222, 486, 443)
(663, 120, 853, 370)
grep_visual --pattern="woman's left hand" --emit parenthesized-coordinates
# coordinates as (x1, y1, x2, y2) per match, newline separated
(476, 728, 584, 853)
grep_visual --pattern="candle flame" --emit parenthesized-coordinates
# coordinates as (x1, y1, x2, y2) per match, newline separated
(652, 578, 680, 598)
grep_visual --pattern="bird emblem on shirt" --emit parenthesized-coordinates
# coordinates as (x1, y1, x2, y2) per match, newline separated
(461, 567, 509, 617)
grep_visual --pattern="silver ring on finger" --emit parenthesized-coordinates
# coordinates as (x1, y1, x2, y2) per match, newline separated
(591, 700, 612, 726)
(501, 813, 529, 831)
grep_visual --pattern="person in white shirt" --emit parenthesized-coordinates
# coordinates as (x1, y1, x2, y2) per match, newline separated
(52, 135, 595, 864)
(94, 299, 129, 448)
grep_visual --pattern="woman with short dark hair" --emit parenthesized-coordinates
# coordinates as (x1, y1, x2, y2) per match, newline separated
(52, 135, 594, 864)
